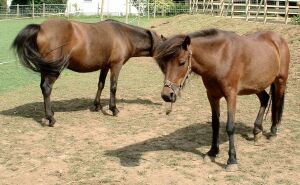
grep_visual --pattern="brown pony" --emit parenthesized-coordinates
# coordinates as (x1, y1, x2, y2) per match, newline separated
(12, 19, 164, 126)
(154, 29, 290, 171)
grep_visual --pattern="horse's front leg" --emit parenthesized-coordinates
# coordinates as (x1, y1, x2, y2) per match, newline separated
(94, 68, 109, 111)
(109, 63, 122, 116)
(40, 74, 58, 127)
(225, 91, 238, 171)
(204, 93, 221, 162)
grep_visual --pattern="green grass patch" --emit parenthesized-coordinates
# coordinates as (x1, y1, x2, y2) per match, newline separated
(0, 16, 164, 94)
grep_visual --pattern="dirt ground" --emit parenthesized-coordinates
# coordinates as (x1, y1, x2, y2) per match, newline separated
(0, 14, 300, 185)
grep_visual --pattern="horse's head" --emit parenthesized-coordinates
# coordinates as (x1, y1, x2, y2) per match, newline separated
(154, 35, 192, 103)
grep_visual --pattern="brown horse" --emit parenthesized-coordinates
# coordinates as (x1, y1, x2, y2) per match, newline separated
(154, 29, 290, 171)
(12, 19, 164, 126)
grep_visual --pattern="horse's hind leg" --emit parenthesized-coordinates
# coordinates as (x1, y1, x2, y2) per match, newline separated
(40, 74, 58, 127)
(253, 90, 269, 141)
(93, 68, 109, 111)
(109, 63, 122, 116)
(204, 93, 220, 162)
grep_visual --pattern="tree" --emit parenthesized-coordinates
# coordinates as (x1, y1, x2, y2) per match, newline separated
(0, 0, 7, 7)
(11, 0, 67, 5)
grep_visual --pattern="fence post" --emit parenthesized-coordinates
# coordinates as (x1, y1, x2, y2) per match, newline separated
(17, 4, 19, 17)
(276, 0, 279, 17)
(138, 0, 141, 25)
(126, 0, 128, 23)
(203, 0, 206, 12)
(220, 0, 224, 16)
(246, 0, 249, 21)
(263, 0, 267, 24)
(43, 3, 45, 17)
(231, 0, 234, 18)
(32, 0, 35, 19)
(100, 0, 104, 21)
(147, 0, 150, 19)
(211, 0, 214, 15)
(189, 0, 192, 14)
(255, 0, 263, 21)
(284, 0, 289, 24)
(162, 0, 165, 16)
(154, 0, 156, 18)
(129, 0, 132, 16)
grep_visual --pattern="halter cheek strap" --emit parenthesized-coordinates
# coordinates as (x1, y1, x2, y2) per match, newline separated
(164, 50, 193, 95)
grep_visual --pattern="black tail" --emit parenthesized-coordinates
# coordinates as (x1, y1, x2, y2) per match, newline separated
(271, 83, 285, 125)
(12, 24, 69, 76)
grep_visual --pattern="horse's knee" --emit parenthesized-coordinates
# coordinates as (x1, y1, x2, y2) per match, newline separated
(226, 123, 235, 135)
(110, 85, 117, 94)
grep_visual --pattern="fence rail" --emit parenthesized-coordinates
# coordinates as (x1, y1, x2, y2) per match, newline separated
(192, 0, 299, 23)
(0, 0, 299, 23)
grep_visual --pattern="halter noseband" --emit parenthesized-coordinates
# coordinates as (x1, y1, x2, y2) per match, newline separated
(164, 50, 193, 95)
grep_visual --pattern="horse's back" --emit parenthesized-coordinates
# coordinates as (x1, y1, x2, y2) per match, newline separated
(37, 19, 125, 72)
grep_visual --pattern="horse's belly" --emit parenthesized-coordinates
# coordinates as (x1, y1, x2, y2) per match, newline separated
(67, 58, 105, 72)
(237, 77, 274, 95)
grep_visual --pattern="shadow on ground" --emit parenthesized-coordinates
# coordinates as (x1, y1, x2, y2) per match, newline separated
(105, 122, 253, 167)
(0, 97, 161, 124)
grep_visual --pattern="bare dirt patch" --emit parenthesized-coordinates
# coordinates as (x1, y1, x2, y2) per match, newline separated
(0, 14, 300, 184)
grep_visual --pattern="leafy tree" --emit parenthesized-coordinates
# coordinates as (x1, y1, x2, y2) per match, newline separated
(0, 0, 7, 7)
(11, 0, 66, 5)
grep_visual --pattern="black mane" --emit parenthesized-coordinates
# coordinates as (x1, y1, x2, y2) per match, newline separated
(188, 29, 219, 38)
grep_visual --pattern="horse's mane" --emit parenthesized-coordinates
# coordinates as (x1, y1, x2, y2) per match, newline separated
(188, 29, 219, 38)
(105, 19, 148, 32)
(154, 35, 186, 62)
(154, 29, 220, 63)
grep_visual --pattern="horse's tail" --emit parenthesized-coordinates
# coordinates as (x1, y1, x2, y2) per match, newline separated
(271, 83, 285, 126)
(268, 32, 289, 128)
(12, 24, 69, 75)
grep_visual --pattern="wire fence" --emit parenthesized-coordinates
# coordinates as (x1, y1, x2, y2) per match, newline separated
(0, 0, 299, 22)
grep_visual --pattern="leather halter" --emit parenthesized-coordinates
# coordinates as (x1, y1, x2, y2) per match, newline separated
(164, 50, 192, 95)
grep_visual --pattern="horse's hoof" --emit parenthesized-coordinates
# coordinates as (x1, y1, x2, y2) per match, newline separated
(41, 118, 56, 127)
(49, 121, 55, 127)
(48, 118, 56, 127)
(41, 118, 48, 126)
(111, 108, 120, 116)
(254, 131, 263, 142)
(225, 164, 239, 172)
(93, 105, 101, 112)
(267, 133, 277, 141)
(204, 155, 216, 163)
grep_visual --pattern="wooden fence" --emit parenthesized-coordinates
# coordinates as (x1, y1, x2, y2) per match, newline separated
(190, 0, 300, 24)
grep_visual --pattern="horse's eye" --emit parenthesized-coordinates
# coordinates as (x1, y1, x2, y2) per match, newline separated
(179, 60, 186, 66)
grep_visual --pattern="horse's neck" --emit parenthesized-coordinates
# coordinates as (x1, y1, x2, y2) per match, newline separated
(191, 37, 226, 75)
(128, 29, 152, 57)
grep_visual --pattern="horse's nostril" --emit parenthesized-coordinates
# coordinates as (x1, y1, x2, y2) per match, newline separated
(161, 93, 172, 102)
(170, 92, 175, 99)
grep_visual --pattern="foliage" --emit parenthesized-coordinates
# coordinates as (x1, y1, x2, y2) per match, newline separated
(0, 0, 7, 7)
(291, 15, 300, 25)
(11, 0, 67, 5)
(138, 0, 189, 16)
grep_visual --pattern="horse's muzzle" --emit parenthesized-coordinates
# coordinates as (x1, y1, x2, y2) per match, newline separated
(161, 87, 177, 103)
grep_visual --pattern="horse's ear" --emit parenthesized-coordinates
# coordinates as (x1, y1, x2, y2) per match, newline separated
(182, 36, 191, 51)
(161, 35, 167, 41)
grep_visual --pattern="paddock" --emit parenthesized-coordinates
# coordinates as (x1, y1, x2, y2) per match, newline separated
(0, 14, 299, 184)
